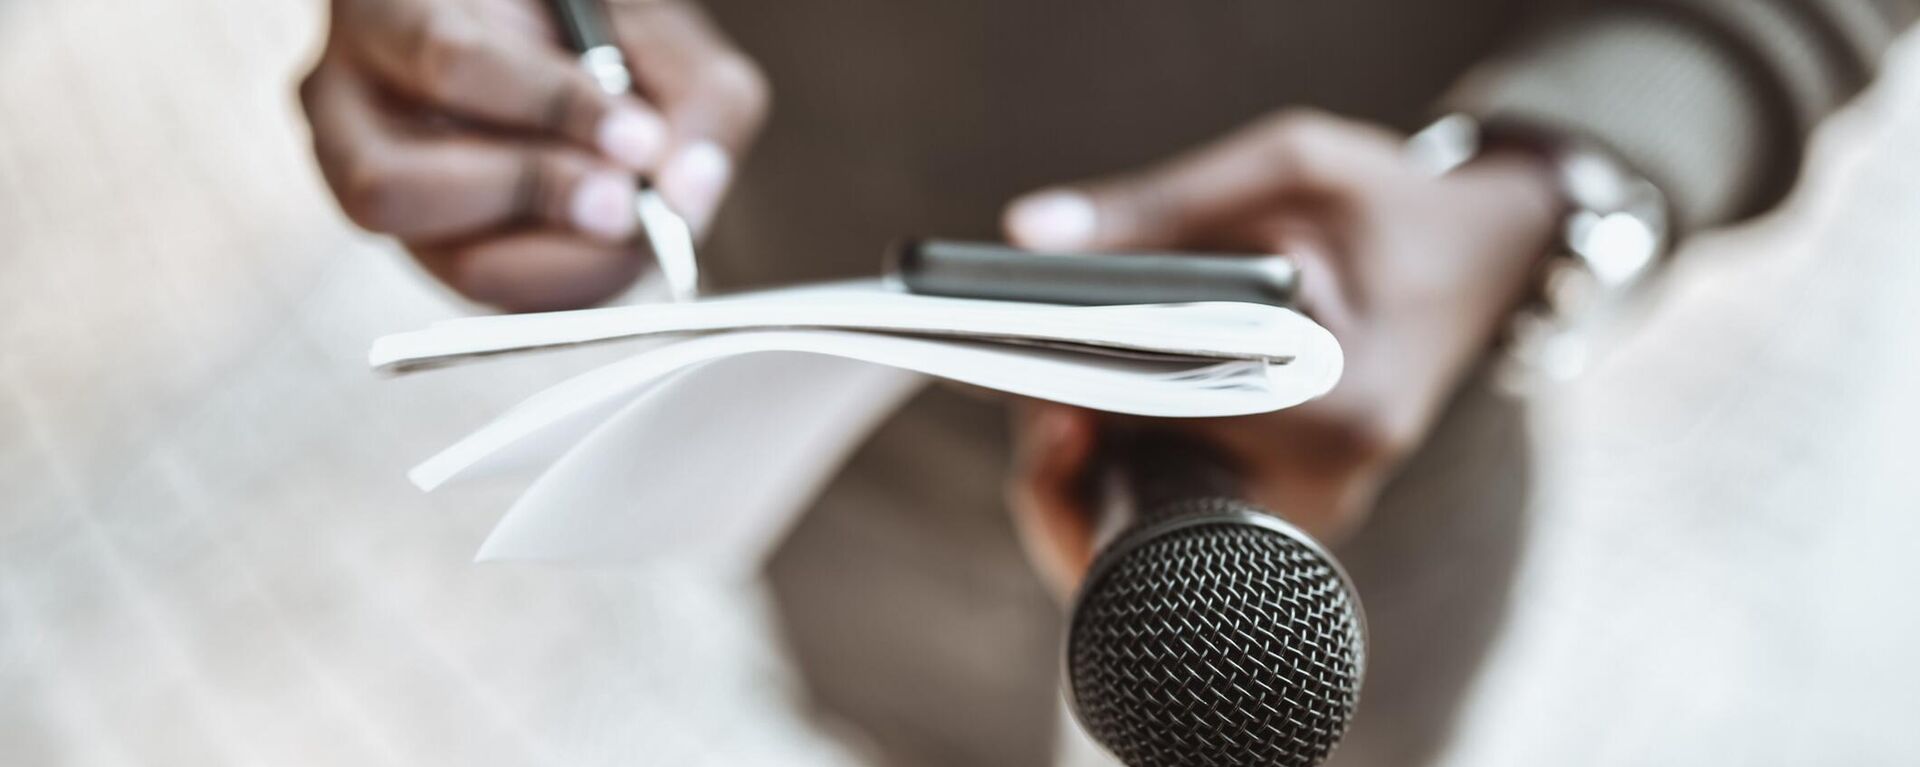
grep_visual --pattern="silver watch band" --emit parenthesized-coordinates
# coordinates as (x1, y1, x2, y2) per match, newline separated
(1408, 113, 1675, 381)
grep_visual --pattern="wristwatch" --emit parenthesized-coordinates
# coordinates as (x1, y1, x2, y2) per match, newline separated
(1407, 113, 1675, 382)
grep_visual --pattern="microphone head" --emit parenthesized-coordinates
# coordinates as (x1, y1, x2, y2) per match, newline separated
(1067, 511, 1366, 767)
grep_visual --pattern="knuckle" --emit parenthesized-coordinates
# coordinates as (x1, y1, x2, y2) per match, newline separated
(336, 160, 399, 231)
(1255, 135, 1310, 182)
(298, 58, 342, 117)
(522, 153, 575, 223)
(1266, 108, 1343, 152)
(1263, 107, 1335, 137)
(1255, 109, 1339, 179)
(410, 10, 483, 99)
(297, 74, 322, 116)
(700, 54, 771, 119)
(544, 80, 595, 139)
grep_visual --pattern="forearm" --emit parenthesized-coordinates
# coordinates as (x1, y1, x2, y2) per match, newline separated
(1442, 0, 1918, 233)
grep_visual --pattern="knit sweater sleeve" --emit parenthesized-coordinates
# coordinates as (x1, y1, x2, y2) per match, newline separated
(1441, 0, 1918, 231)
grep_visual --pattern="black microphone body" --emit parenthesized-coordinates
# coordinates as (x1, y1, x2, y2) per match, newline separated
(1067, 431, 1367, 767)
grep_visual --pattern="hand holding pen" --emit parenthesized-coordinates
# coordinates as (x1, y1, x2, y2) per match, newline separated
(301, 0, 766, 311)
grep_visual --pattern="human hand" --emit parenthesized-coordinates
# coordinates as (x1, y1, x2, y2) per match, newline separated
(302, 0, 768, 311)
(1000, 110, 1560, 597)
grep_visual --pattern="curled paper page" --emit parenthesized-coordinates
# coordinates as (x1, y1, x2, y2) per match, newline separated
(411, 329, 1338, 492)
(477, 354, 922, 567)
(380, 290, 1343, 566)
(370, 280, 1313, 373)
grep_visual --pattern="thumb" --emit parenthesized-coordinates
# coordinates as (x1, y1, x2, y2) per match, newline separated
(1002, 114, 1335, 252)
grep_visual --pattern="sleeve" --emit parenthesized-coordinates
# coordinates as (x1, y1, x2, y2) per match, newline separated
(1440, 0, 1919, 232)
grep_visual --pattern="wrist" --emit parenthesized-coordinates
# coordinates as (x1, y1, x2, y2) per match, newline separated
(1409, 113, 1676, 381)
(1466, 146, 1566, 224)
(1442, 147, 1566, 337)
(1460, 145, 1566, 271)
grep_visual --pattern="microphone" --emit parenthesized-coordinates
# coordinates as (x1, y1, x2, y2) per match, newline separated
(882, 238, 1364, 762)
(1066, 430, 1367, 767)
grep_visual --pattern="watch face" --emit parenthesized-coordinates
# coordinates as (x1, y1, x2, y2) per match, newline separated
(1566, 208, 1661, 289)
(1559, 146, 1672, 291)
(1426, 114, 1677, 385)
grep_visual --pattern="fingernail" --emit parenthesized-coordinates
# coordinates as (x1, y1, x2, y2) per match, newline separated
(658, 140, 733, 232)
(1007, 190, 1098, 251)
(570, 171, 640, 240)
(597, 107, 666, 169)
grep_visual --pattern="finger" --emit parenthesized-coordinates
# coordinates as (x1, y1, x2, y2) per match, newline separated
(611, 0, 770, 231)
(1002, 110, 1387, 251)
(304, 58, 390, 223)
(1006, 403, 1101, 600)
(304, 60, 641, 243)
(360, 136, 643, 244)
(413, 230, 648, 313)
(342, 0, 667, 169)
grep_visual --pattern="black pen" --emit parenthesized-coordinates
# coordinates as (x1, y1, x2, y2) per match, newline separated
(888, 239, 1300, 307)
(546, 0, 701, 301)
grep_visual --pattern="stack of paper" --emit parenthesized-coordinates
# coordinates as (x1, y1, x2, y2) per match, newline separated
(371, 280, 1341, 566)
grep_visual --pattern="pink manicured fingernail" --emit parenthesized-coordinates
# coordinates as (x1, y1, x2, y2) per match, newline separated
(1007, 190, 1098, 251)
(657, 141, 733, 232)
(570, 172, 639, 240)
(597, 107, 667, 169)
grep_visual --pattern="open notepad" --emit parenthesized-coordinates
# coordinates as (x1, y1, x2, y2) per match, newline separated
(373, 280, 1342, 567)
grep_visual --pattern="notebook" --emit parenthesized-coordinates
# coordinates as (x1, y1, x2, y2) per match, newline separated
(371, 280, 1341, 566)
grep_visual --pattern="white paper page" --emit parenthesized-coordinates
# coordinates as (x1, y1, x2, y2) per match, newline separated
(411, 329, 1337, 492)
(474, 354, 923, 566)
(469, 331, 1340, 566)
(369, 280, 1320, 372)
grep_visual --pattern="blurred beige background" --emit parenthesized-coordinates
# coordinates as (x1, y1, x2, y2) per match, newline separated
(4, 1, 1919, 765)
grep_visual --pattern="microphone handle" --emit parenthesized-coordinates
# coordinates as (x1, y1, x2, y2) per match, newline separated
(1089, 428, 1258, 557)
(1067, 427, 1367, 767)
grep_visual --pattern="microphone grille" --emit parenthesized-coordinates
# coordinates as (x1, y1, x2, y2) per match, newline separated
(1067, 511, 1365, 767)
